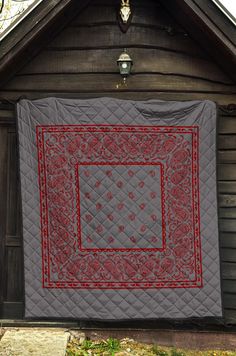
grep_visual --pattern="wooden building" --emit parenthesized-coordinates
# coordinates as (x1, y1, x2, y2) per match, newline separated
(0, 0, 236, 325)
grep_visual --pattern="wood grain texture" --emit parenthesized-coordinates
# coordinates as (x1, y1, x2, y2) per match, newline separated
(5, 129, 23, 304)
(222, 262, 236, 279)
(5, 247, 23, 301)
(219, 219, 236, 232)
(219, 195, 236, 208)
(191, 0, 236, 47)
(0, 0, 91, 87)
(48, 25, 209, 58)
(218, 165, 236, 181)
(220, 233, 236, 249)
(0, 109, 15, 126)
(221, 248, 236, 263)
(1, 302, 23, 319)
(0, 127, 23, 317)
(223, 293, 236, 310)
(0, 128, 8, 317)
(218, 135, 236, 149)
(1, 91, 236, 106)
(223, 309, 236, 325)
(219, 208, 236, 219)
(6, 131, 22, 245)
(218, 182, 236, 194)
(4, 74, 236, 93)
(218, 151, 236, 164)
(222, 279, 236, 293)
(72, 3, 178, 28)
(19, 48, 232, 85)
(218, 117, 236, 133)
(159, 0, 236, 81)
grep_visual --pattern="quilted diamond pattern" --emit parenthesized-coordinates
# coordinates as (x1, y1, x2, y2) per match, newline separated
(79, 164, 163, 250)
(17, 97, 222, 319)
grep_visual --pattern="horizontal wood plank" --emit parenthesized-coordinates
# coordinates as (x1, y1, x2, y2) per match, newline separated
(218, 181, 236, 194)
(220, 232, 236, 248)
(0, 110, 14, 118)
(223, 293, 236, 309)
(5, 235, 21, 247)
(219, 219, 236, 232)
(219, 208, 236, 219)
(4, 74, 236, 93)
(219, 195, 236, 207)
(218, 117, 236, 133)
(218, 135, 236, 149)
(92, 0, 160, 6)
(222, 279, 236, 293)
(0, 91, 236, 105)
(221, 248, 236, 262)
(218, 151, 236, 163)
(0, 117, 15, 126)
(224, 309, 236, 326)
(222, 262, 236, 279)
(19, 48, 231, 84)
(224, 309, 236, 324)
(49, 26, 206, 58)
(72, 4, 180, 28)
(0, 109, 15, 126)
(218, 165, 236, 181)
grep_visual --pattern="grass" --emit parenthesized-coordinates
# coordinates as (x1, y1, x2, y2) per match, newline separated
(67, 337, 121, 356)
(66, 337, 236, 356)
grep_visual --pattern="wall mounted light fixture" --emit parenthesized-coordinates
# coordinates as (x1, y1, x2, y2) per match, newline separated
(117, 49, 133, 83)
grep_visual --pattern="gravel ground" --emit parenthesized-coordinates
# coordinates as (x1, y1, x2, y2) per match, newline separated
(66, 336, 236, 356)
(1, 328, 236, 356)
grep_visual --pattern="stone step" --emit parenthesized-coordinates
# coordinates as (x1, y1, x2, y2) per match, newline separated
(0, 328, 70, 356)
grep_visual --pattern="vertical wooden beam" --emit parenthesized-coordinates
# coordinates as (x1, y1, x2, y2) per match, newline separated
(0, 126, 8, 317)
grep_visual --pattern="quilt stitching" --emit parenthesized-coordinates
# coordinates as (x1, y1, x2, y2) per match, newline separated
(36, 124, 202, 289)
(76, 163, 164, 251)
(17, 98, 223, 319)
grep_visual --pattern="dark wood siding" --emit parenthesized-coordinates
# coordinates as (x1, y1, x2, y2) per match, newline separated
(218, 108, 236, 324)
(0, 0, 236, 324)
(0, 108, 24, 318)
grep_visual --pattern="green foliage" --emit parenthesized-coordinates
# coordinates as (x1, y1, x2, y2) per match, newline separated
(152, 345, 169, 356)
(105, 337, 121, 355)
(81, 339, 93, 350)
(170, 348, 186, 356)
(67, 337, 121, 356)
(67, 337, 236, 356)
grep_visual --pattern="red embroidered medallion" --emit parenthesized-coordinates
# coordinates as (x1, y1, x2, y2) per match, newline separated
(36, 124, 202, 289)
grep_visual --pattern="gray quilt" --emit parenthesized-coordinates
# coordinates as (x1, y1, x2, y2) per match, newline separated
(17, 97, 222, 319)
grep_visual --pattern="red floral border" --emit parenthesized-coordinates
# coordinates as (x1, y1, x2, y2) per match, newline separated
(36, 124, 202, 289)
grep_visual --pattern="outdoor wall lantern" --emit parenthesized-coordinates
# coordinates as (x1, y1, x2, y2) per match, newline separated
(117, 49, 133, 83)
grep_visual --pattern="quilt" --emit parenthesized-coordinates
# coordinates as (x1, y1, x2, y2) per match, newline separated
(17, 97, 222, 319)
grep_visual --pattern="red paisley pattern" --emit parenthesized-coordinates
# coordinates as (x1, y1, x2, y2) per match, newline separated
(36, 124, 202, 289)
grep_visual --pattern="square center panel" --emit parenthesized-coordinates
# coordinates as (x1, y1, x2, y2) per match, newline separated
(77, 164, 165, 251)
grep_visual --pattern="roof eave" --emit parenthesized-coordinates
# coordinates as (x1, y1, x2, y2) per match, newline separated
(0, 0, 91, 88)
(159, 0, 236, 82)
